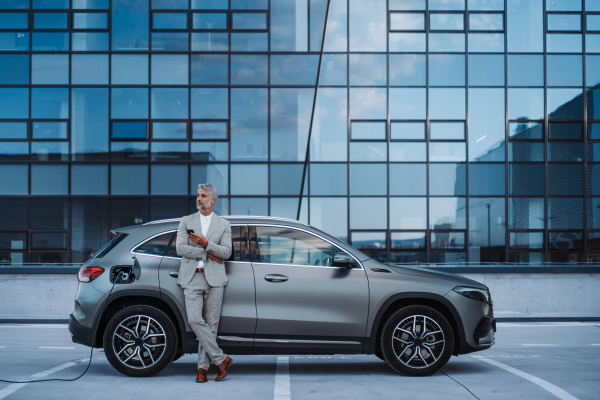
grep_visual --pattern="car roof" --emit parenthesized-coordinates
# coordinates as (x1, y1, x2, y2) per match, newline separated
(142, 215, 307, 226)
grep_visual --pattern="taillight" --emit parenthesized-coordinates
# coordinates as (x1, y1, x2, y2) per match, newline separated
(78, 267, 105, 283)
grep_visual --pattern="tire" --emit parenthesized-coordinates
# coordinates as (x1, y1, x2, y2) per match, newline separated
(172, 350, 185, 363)
(374, 352, 385, 361)
(380, 305, 454, 376)
(103, 305, 178, 377)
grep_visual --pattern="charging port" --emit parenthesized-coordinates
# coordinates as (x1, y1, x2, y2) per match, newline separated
(110, 266, 135, 284)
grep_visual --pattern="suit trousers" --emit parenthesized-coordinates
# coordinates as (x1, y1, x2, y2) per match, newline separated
(180, 272, 227, 370)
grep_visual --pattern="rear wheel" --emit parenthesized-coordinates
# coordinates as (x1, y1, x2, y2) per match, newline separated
(103, 305, 178, 377)
(380, 305, 454, 376)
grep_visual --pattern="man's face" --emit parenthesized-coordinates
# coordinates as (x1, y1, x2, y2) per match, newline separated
(196, 188, 215, 211)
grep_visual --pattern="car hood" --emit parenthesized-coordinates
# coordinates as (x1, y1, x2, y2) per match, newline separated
(386, 264, 488, 290)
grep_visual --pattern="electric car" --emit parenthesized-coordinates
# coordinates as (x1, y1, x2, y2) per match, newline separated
(69, 216, 495, 377)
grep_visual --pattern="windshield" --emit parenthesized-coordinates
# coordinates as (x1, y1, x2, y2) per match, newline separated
(92, 232, 129, 259)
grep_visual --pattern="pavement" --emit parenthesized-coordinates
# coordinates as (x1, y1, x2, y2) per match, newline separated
(0, 322, 599, 400)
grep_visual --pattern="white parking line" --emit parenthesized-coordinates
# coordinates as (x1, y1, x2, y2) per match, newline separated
(472, 355, 579, 400)
(591, 344, 600, 346)
(0, 346, 5, 349)
(522, 344, 559, 347)
(0, 358, 88, 400)
(0, 325, 67, 329)
(274, 356, 291, 400)
(38, 347, 75, 350)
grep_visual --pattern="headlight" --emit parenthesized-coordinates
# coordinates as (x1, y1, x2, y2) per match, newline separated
(453, 286, 492, 306)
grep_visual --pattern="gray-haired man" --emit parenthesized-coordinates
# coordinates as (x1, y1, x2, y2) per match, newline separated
(176, 183, 233, 382)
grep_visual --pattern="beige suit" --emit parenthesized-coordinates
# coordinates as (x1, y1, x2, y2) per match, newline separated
(176, 212, 232, 370)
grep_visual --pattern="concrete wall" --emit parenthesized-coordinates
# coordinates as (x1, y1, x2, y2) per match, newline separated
(1, 273, 599, 319)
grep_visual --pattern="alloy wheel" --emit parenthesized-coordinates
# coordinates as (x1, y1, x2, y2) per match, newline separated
(391, 315, 445, 369)
(112, 315, 167, 369)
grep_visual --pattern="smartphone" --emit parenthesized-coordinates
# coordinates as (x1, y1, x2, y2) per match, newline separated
(187, 229, 194, 235)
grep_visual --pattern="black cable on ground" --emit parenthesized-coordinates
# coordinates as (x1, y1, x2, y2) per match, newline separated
(440, 370, 481, 400)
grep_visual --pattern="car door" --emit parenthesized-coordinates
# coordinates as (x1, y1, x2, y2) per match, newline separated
(158, 225, 256, 354)
(250, 225, 369, 353)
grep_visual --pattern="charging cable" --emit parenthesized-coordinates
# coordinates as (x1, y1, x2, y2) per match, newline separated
(0, 271, 125, 384)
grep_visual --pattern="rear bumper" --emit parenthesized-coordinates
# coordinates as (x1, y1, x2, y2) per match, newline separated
(69, 314, 96, 348)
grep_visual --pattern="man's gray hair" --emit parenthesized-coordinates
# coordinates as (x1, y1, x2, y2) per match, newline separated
(197, 183, 218, 200)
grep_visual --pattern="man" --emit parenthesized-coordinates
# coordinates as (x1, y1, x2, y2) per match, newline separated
(176, 183, 233, 383)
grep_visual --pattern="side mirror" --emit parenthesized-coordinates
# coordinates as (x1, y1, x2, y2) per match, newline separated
(332, 252, 355, 269)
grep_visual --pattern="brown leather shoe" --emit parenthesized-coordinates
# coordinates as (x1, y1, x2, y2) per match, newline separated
(215, 356, 232, 381)
(196, 368, 208, 383)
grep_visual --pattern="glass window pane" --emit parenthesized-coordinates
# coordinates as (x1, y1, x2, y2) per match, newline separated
(588, 15, 600, 31)
(469, 13, 503, 31)
(0, 88, 28, 119)
(151, 88, 189, 119)
(429, 142, 466, 161)
(270, 164, 304, 196)
(191, 141, 228, 161)
(349, 0, 386, 51)
(389, 54, 425, 86)
(231, 55, 268, 84)
(350, 88, 387, 119)
(587, 55, 600, 86)
(429, 197, 466, 229)
(547, 33, 582, 52)
(510, 232, 543, 249)
(350, 198, 387, 229)
(191, 54, 228, 85)
(191, 164, 228, 195)
(74, 12, 108, 29)
(32, 32, 69, 51)
(231, 32, 268, 51)
(151, 165, 188, 195)
(390, 0, 425, 9)
(431, 232, 465, 249)
(151, 32, 188, 51)
(468, 33, 504, 52)
(468, 54, 504, 86)
(309, 88, 347, 162)
(390, 142, 426, 161)
(71, 54, 108, 85)
(230, 89, 267, 161)
(507, 0, 543, 52)
(429, 54, 465, 86)
(112, 0, 149, 51)
(508, 197, 544, 229)
(389, 164, 426, 195)
(351, 122, 386, 140)
(0, 142, 29, 161)
(319, 54, 347, 86)
(431, 122, 464, 140)
(469, 197, 505, 262)
(151, 54, 188, 85)
(310, 164, 347, 195)
(191, 88, 228, 119)
(230, 164, 267, 195)
(0, 32, 30, 51)
(271, 55, 319, 85)
(509, 122, 543, 140)
(548, 14, 581, 31)
(429, 33, 465, 51)
(0, 13, 28, 29)
(390, 198, 426, 229)
(31, 233, 67, 250)
(547, 0, 581, 11)
(390, 13, 425, 30)
(32, 54, 69, 84)
(153, 12, 188, 29)
(193, 12, 227, 29)
(547, 55, 582, 86)
(231, 0, 267, 9)
(31, 164, 68, 195)
(468, 88, 505, 162)
(389, 33, 426, 52)
(0, 122, 28, 139)
(0, 0, 30, 10)
(192, 0, 227, 9)
(0, 233, 27, 253)
(112, 122, 148, 139)
(33, 0, 68, 8)
(111, 165, 148, 195)
(548, 198, 583, 229)
(430, 13, 464, 30)
(270, 0, 308, 51)
(34, 12, 68, 29)
(391, 122, 425, 140)
(72, 32, 109, 51)
(111, 199, 148, 229)
(350, 142, 387, 161)
(349, 54, 386, 86)
(151, 142, 188, 161)
(549, 164, 584, 195)
(548, 142, 583, 162)
(71, 165, 108, 195)
(110, 141, 148, 161)
(351, 231, 386, 251)
(391, 233, 426, 252)
(31, 88, 69, 119)
(153, 122, 187, 139)
(0, 165, 28, 195)
(73, 0, 109, 9)
(549, 122, 582, 140)
(588, 88, 600, 120)
(510, 164, 545, 195)
(111, 88, 148, 119)
(509, 142, 545, 161)
(507, 55, 544, 86)
(429, 0, 464, 10)
(548, 88, 583, 120)
(191, 32, 229, 50)
(111, 54, 148, 85)
(270, 89, 313, 162)
(31, 141, 68, 161)
(232, 12, 266, 29)
(390, 88, 426, 120)
(192, 122, 227, 139)
(508, 89, 544, 120)
(429, 163, 466, 195)
(350, 164, 387, 195)
(429, 88, 465, 120)
(469, 164, 505, 195)
(71, 88, 108, 161)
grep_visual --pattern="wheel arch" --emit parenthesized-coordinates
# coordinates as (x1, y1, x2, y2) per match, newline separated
(366, 292, 465, 357)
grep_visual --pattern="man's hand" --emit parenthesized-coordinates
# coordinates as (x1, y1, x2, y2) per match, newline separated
(207, 253, 224, 265)
(188, 233, 208, 248)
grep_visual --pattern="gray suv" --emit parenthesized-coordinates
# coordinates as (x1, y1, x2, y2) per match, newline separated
(69, 216, 495, 377)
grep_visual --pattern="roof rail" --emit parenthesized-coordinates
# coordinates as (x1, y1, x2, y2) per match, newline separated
(143, 215, 307, 226)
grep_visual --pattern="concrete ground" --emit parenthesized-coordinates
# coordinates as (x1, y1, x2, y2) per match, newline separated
(0, 322, 599, 400)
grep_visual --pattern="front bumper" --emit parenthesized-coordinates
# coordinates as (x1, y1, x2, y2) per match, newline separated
(69, 314, 96, 348)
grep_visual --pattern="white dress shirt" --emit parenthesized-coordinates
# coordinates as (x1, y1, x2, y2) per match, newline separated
(197, 211, 213, 269)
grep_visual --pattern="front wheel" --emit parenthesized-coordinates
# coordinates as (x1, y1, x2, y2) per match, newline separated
(103, 305, 178, 377)
(380, 305, 454, 376)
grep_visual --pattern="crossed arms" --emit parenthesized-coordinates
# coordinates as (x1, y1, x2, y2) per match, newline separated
(175, 217, 232, 264)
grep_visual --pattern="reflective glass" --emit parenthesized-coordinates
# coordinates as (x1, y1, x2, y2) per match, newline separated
(71, 165, 108, 195)
(72, 32, 109, 51)
(193, 12, 227, 29)
(191, 164, 228, 195)
(469, 88, 505, 162)
(549, 164, 584, 195)
(468, 33, 504, 52)
(390, 13, 425, 30)
(549, 122, 582, 140)
(509, 122, 543, 140)
(310, 0, 327, 52)
(590, 123, 600, 140)
(32, 122, 67, 139)
(389, 33, 426, 52)
(71, 54, 108, 85)
(389, 164, 426, 195)
(31, 233, 67, 251)
(509, 198, 544, 229)
(507, 55, 544, 86)
(0, 88, 28, 119)
(32, 32, 69, 51)
(191, 141, 228, 161)
(231, 32, 268, 51)
(151, 142, 188, 161)
(310, 88, 347, 162)
(390, 142, 426, 161)
(587, 0, 600, 11)
(349, 0, 386, 52)
(271, 55, 319, 85)
(112, 0, 149, 51)
(469, 164, 505, 195)
(34, 13, 68, 29)
(320, 54, 347, 86)
(350, 164, 387, 195)
(350, 142, 387, 161)
(151, 54, 188, 85)
(548, 142, 584, 162)
(430, 13, 464, 30)
(429, 88, 465, 120)
(323, 0, 348, 52)
(510, 232, 544, 249)
(390, 198, 427, 229)
(588, 15, 600, 31)
(350, 197, 387, 229)
(31, 142, 68, 161)
(509, 142, 545, 162)
(590, 165, 600, 194)
(110, 141, 148, 161)
(546, 34, 582, 52)
(469, 197, 505, 262)
(0, 0, 30, 9)
(390, 88, 426, 120)
(151, 32, 188, 51)
(0, 32, 30, 51)
(270, 89, 314, 161)
(468, 0, 503, 9)
(110, 199, 148, 229)
(0, 142, 28, 161)
(429, 54, 465, 86)
(548, 88, 583, 120)
(111, 165, 148, 195)
(548, 198, 583, 229)
(71, 89, 108, 161)
(546, 0, 581, 11)
(391, 122, 425, 140)
(390, 0, 425, 9)
(0, 55, 29, 84)
(0, 122, 27, 139)
(429, 197, 466, 229)
(351, 122, 386, 140)
(151, 89, 189, 119)
(33, 0, 67, 7)
(429, 163, 466, 195)
(0, 165, 28, 195)
(428, 33, 465, 51)
(193, 0, 227, 9)
(191, 32, 229, 50)
(153, 12, 187, 29)
(32, 54, 68, 84)
(310, 164, 347, 195)
(587, 55, 600, 86)
(150, 199, 188, 226)
(429, 0, 464, 9)
(469, 13, 503, 30)
(391, 232, 426, 252)
(508, 89, 544, 120)
(153, 122, 187, 139)
(430, 122, 464, 140)
(587, 142, 600, 161)
(73, 12, 108, 29)
(429, 142, 466, 161)
(31, 164, 68, 195)
(112, 122, 147, 139)
(231, 89, 267, 161)
(350, 88, 387, 119)
(507, 0, 543, 52)
(231, 55, 268, 84)
(73, 0, 109, 8)
(389, 54, 425, 86)
(270, 0, 308, 51)
(111, 55, 148, 84)
(232, 13, 266, 30)
(231, 0, 266, 8)
(431, 232, 465, 249)
(191, 88, 228, 119)
(350, 54, 386, 86)
(151, 165, 188, 195)
(31, 88, 69, 119)
(0, 13, 28, 29)
(270, 164, 304, 196)
(230, 164, 267, 195)
(468, 54, 504, 86)
(192, 122, 226, 140)
(111, 89, 148, 119)
(548, 14, 581, 31)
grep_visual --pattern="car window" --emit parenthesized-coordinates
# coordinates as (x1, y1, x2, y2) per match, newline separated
(165, 233, 179, 258)
(135, 232, 174, 256)
(254, 226, 340, 266)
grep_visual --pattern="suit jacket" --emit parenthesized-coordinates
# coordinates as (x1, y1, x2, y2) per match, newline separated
(175, 212, 232, 287)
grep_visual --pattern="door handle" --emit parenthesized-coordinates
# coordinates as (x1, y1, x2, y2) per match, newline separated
(264, 274, 288, 282)
(169, 271, 179, 278)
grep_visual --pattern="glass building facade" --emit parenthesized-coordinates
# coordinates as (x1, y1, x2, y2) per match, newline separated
(0, 0, 599, 265)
